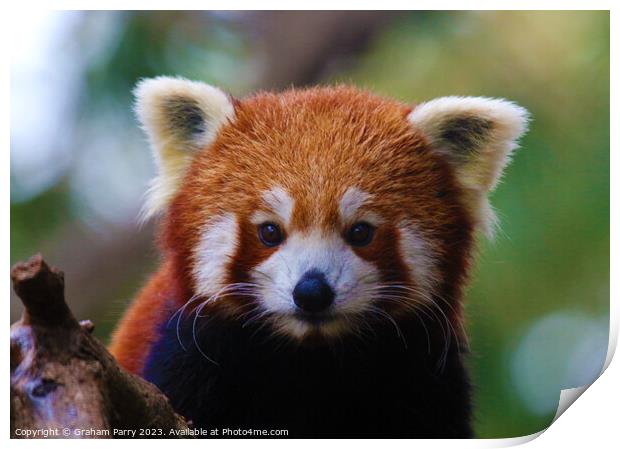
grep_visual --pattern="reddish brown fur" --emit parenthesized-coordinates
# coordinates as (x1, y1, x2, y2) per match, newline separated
(110, 86, 475, 374)
(109, 261, 182, 373)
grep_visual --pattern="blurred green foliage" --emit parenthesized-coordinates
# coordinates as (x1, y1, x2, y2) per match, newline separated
(10, 182, 71, 262)
(10, 10, 609, 438)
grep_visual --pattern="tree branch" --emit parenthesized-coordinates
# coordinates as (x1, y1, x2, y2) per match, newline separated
(10, 255, 189, 439)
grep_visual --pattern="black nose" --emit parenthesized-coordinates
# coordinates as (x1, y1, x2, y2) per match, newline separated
(292, 270, 335, 313)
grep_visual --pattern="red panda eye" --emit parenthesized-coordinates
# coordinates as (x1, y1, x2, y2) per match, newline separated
(258, 222, 284, 247)
(346, 222, 375, 247)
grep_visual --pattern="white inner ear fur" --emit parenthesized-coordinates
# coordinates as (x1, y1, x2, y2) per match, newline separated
(192, 213, 239, 298)
(408, 96, 529, 237)
(134, 76, 235, 219)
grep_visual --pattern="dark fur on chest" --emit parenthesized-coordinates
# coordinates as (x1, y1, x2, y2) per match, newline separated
(143, 309, 473, 438)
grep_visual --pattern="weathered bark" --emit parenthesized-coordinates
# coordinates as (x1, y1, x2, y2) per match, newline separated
(10, 255, 190, 439)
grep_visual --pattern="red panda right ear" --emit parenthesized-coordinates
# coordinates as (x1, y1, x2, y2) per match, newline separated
(133, 76, 235, 219)
(408, 96, 529, 237)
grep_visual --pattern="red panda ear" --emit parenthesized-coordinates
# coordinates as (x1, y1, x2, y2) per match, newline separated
(408, 96, 529, 236)
(133, 76, 235, 219)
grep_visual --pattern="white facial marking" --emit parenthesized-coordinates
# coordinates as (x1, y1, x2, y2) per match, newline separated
(192, 213, 238, 297)
(339, 187, 383, 226)
(397, 223, 438, 296)
(251, 229, 380, 338)
(251, 186, 294, 227)
(244, 188, 440, 340)
(339, 187, 369, 221)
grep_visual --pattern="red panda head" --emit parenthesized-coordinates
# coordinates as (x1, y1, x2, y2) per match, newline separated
(135, 77, 529, 340)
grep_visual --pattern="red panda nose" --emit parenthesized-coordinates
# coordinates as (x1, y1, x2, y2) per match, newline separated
(292, 269, 335, 314)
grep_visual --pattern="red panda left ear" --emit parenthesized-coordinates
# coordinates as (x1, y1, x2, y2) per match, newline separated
(408, 96, 529, 236)
(133, 76, 236, 219)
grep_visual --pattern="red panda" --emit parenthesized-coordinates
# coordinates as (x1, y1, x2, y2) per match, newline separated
(109, 77, 529, 437)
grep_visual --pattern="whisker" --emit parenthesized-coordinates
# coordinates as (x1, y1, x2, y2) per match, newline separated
(366, 305, 408, 349)
(192, 299, 220, 366)
(367, 283, 462, 371)
(167, 293, 200, 352)
(187, 282, 262, 365)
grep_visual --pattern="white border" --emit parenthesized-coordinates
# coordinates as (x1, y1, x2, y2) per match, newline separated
(4, 3, 616, 448)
